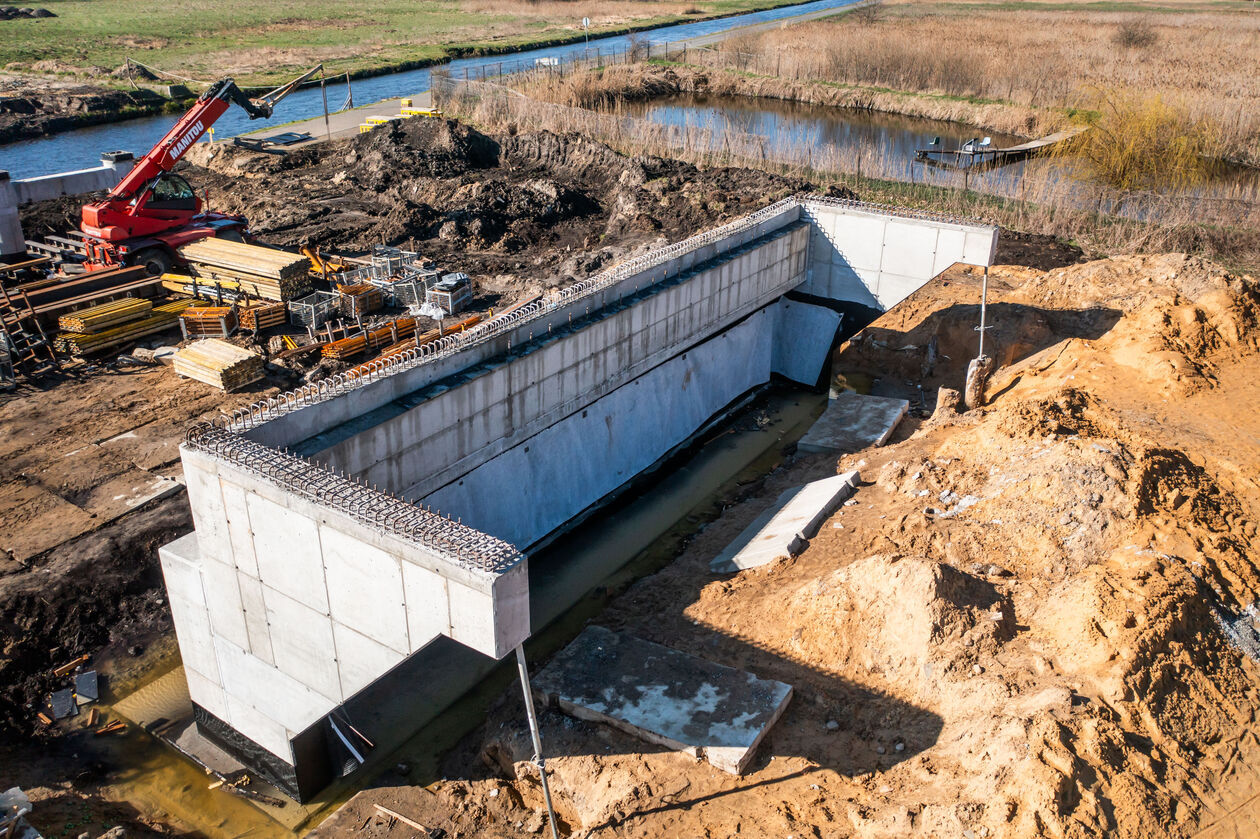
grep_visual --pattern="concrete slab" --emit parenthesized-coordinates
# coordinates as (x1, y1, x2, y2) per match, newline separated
(710, 470, 859, 573)
(796, 391, 909, 455)
(533, 626, 792, 774)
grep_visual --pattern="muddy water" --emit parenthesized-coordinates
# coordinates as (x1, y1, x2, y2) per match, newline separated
(99, 385, 825, 837)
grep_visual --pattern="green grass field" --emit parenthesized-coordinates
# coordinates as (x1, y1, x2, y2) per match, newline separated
(1, 0, 805, 87)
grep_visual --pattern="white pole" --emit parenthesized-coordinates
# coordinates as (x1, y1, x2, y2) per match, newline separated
(516, 646, 560, 839)
(977, 266, 989, 358)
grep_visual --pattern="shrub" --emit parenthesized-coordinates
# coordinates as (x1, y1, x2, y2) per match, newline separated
(1058, 89, 1220, 191)
(1113, 19, 1158, 49)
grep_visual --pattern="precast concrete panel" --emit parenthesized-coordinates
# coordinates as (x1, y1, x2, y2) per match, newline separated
(184, 460, 231, 564)
(220, 482, 259, 578)
(332, 623, 406, 699)
(771, 300, 842, 386)
(185, 665, 229, 722)
(882, 221, 939, 283)
(200, 556, 250, 653)
(224, 693, 293, 764)
(320, 525, 409, 655)
(212, 635, 331, 738)
(402, 561, 450, 647)
(237, 572, 275, 665)
(261, 587, 342, 703)
(246, 492, 329, 614)
(167, 591, 220, 685)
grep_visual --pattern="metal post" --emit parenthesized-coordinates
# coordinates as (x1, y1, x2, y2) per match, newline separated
(516, 645, 560, 839)
(977, 265, 989, 358)
(320, 70, 332, 141)
(345, 71, 353, 109)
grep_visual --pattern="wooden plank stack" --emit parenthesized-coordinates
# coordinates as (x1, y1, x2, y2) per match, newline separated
(238, 301, 288, 330)
(55, 299, 195, 356)
(179, 239, 312, 302)
(172, 339, 264, 392)
(179, 306, 238, 340)
(57, 298, 153, 333)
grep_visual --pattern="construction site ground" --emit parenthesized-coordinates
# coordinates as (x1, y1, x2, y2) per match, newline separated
(4, 117, 1258, 838)
(313, 253, 1260, 839)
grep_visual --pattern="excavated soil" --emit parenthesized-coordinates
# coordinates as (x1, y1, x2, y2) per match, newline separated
(316, 253, 1260, 839)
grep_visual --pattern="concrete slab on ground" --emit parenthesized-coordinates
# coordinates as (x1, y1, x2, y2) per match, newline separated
(797, 391, 909, 455)
(710, 470, 859, 573)
(532, 625, 792, 774)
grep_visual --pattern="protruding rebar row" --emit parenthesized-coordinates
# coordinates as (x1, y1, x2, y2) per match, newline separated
(185, 423, 524, 574)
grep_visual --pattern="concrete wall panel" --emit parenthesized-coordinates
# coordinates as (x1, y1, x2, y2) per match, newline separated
(333, 623, 406, 700)
(220, 482, 259, 578)
(237, 572, 275, 665)
(772, 300, 842, 386)
(213, 636, 330, 738)
(402, 562, 450, 649)
(247, 493, 328, 614)
(321, 525, 409, 654)
(201, 556, 249, 653)
(261, 588, 342, 703)
(799, 202, 997, 311)
(185, 665, 229, 723)
(224, 694, 294, 765)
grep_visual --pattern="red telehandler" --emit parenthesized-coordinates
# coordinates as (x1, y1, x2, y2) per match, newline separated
(78, 65, 321, 275)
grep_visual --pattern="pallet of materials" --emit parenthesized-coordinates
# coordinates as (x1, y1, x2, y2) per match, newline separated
(178, 239, 311, 301)
(337, 283, 384, 319)
(346, 313, 485, 368)
(179, 306, 238, 340)
(172, 339, 264, 392)
(238, 301, 288, 330)
(57, 298, 153, 333)
(55, 299, 196, 356)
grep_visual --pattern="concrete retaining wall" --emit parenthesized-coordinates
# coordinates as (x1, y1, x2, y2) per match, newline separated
(0, 153, 135, 257)
(158, 197, 998, 797)
(798, 199, 998, 311)
(161, 446, 528, 766)
(245, 204, 805, 451)
(425, 308, 775, 548)
(303, 225, 811, 514)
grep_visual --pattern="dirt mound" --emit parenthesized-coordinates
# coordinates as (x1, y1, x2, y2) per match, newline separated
(786, 554, 1012, 697)
(159, 123, 814, 280)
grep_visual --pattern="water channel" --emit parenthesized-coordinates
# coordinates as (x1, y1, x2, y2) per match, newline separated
(0, 0, 863, 179)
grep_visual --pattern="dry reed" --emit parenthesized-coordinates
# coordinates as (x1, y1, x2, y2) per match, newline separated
(435, 73, 1260, 269)
(694, 2, 1260, 165)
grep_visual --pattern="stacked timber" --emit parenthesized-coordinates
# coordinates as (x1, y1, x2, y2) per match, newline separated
(58, 298, 153, 333)
(238, 301, 288, 330)
(179, 306, 238, 340)
(178, 239, 312, 301)
(55, 299, 196, 356)
(172, 339, 264, 391)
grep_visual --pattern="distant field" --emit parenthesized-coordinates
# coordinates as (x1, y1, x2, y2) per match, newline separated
(0, 0, 803, 87)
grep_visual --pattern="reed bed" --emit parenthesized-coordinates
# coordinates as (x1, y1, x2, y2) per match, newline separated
(697, 2, 1260, 166)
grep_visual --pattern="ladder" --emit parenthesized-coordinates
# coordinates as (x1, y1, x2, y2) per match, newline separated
(0, 282, 59, 385)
